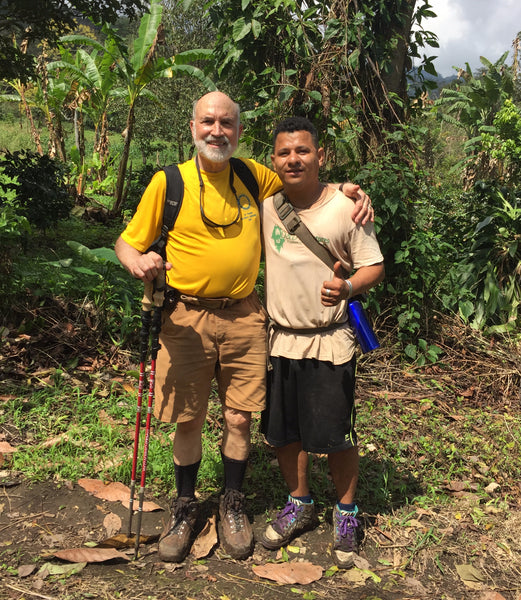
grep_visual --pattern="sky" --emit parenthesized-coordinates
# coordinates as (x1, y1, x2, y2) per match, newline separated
(421, 0, 521, 77)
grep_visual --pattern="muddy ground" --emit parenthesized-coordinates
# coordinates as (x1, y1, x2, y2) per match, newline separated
(1, 474, 521, 600)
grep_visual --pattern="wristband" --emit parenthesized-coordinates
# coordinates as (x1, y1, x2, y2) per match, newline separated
(345, 279, 353, 299)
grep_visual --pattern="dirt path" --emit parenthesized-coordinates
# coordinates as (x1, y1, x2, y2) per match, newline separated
(1, 478, 520, 600)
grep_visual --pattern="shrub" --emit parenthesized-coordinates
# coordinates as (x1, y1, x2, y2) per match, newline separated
(0, 167, 31, 284)
(0, 149, 73, 230)
(456, 186, 521, 333)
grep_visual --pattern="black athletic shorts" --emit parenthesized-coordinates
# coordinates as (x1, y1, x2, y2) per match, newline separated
(261, 356, 357, 454)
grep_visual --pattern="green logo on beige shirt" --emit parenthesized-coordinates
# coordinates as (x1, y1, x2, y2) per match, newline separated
(272, 224, 330, 253)
(271, 225, 286, 252)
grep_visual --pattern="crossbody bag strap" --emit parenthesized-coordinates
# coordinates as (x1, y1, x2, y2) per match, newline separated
(273, 191, 341, 273)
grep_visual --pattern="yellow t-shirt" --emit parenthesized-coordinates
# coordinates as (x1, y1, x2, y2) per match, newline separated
(121, 158, 281, 298)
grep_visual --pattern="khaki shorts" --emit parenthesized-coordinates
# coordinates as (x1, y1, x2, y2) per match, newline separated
(154, 291, 268, 423)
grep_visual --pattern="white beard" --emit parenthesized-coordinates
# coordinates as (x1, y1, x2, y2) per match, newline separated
(194, 136, 234, 163)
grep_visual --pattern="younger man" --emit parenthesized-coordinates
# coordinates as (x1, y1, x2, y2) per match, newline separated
(260, 117, 384, 568)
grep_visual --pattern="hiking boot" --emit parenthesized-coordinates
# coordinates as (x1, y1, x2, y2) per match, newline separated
(158, 496, 199, 562)
(218, 489, 253, 560)
(332, 504, 359, 569)
(260, 496, 316, 550)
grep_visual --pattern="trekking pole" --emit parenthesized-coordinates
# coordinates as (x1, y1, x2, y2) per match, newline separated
(133, 269, 165, 559)
(127, 304, 153, 538)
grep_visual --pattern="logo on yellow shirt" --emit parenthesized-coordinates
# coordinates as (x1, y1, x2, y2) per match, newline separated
(239, 194, 258, 222)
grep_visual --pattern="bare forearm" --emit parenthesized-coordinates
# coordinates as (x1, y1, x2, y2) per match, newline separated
(115, 236, 167, 282)
(346, 263, 385, 297)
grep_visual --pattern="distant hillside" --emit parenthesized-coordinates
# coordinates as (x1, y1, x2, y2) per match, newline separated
(408, 67, 457, 98)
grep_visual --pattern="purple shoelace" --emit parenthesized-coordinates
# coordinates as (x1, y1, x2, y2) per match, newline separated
(336, 514, 358, 549)
(275, 500, 302, 531)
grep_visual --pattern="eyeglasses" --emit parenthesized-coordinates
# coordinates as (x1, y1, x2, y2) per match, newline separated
(196, 156, 242, 228)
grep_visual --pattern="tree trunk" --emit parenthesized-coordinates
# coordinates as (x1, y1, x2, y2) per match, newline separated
(178, 132, 185, 163)
(379, 0, 416, 117)
(74, 109, 85, 161)
(112, 105, 135, 216)
(94, 112, 110, 181)
(54, 112, 67, 162)
(355, 0, 418, 159)
(19, 85, 43, 156)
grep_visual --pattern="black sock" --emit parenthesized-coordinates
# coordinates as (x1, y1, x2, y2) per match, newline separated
(222, 453, 248, 492)
(174, 460, 200, 499)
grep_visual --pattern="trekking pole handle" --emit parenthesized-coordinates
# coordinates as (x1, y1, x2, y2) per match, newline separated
(142, 267, 167, 312)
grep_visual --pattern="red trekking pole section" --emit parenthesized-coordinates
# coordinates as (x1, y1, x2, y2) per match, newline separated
(128, 270, 165, 558)
(127, 307, 152, 538)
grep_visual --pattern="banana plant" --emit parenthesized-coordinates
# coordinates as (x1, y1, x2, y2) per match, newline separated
(48, 45, 118, 182)
(58, 0, 215, 214)
(109, 0, 216, 215)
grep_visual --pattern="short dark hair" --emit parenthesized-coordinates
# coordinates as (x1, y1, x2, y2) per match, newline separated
(273, 116, 319, 149)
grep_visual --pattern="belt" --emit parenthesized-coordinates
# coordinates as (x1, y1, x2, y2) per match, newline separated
(178, 294, 241, 309)
(270, 320, 347, 334)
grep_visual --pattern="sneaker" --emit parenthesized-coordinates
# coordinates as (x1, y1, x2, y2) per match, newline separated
(332, 504, 359, 569)
(158, 496, 199, 562)
(261, 496, 315, 550)
(218, 488, 253, 559)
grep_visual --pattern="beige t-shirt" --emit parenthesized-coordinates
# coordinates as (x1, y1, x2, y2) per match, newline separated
(261, 189, 384, 364)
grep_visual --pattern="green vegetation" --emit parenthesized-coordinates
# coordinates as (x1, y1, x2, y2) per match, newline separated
(0, 0, 519, 348)
(3, 363, 519, 519)
(0, 0, 520, 546)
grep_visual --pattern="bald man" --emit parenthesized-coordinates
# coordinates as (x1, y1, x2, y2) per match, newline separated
(115, 91, 372, 563)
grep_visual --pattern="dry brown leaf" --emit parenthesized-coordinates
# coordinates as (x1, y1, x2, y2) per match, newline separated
(103, 512, 122, 538)
(445, 481, 469, 492)
(40, 433, 71, 448)
(191, 515, 218, 559)
(99, 409, 118, 426)
(484, 482, 500, 494)
(406, 519, 425, 529)
(78, 478, 129, 500)
(479, 592, 507, 600)
(18, 564, 36, 577)
(121, 498, 162, 512)
(0, 442, 17, 453)
(341, 568, 370, 585)
(456, 563, 485, 590)
(449, 414, 465, 421)
(98, 532, 158, 549)
(403, 577, 429, 596)
(252, 561, 323, 585)
(54, 547, 130, 563)
(77, 479, 161, 511)
(460, 387, 475, 398)
(122, 383, 135, 393)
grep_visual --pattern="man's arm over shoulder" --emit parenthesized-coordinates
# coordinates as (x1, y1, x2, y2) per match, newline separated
(329, 182, 374, 224)
(241, 158, 282, 201)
